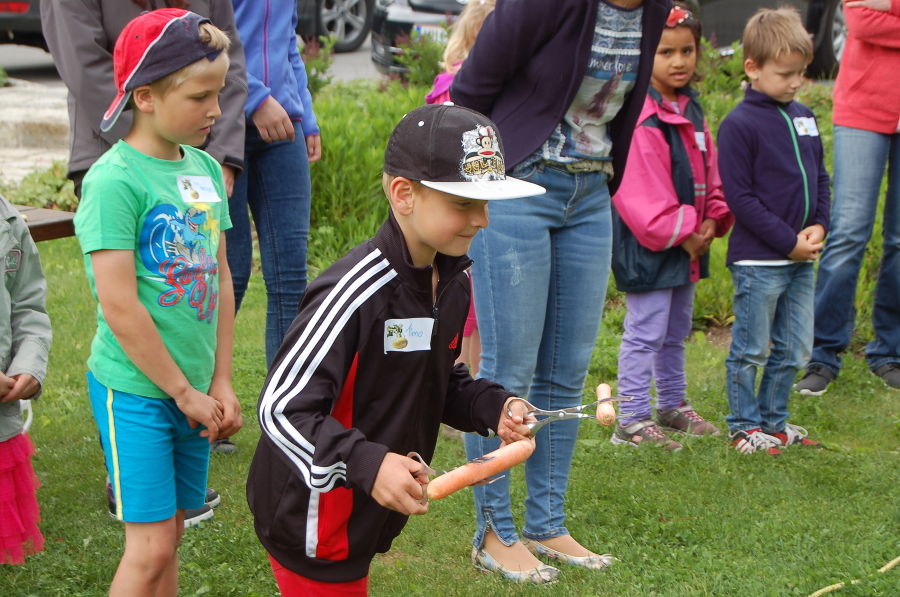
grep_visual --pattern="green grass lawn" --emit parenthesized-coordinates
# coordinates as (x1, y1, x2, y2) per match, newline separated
(2, 237, 897, 596)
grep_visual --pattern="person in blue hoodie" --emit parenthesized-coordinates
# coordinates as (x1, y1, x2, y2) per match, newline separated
(717, 7, 830, 456)
(227, 0, 321, 374)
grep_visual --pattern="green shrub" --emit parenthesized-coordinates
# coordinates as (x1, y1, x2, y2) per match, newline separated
(0, 160, 77, 211)
(0, 65, 7, 87)
(394, 26, 448, 88)
(300, 35, 336, 98)
(308, 80, 427, 275)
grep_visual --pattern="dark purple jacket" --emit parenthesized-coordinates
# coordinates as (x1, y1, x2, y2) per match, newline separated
(717, 87, 830, 264)
(450, 0, 671, 194)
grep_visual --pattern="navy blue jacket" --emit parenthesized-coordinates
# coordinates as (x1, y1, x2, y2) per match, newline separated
(450, 0, 671, 194)
(717, 87, 830, 264)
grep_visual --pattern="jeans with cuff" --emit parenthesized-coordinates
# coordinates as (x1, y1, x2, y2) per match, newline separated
(810, 126, 900, 375)
(617, 284, 695, 427)
(226, 122, 311, 366)
(726, 263, 814, 434)
(464, 163, 611, 549)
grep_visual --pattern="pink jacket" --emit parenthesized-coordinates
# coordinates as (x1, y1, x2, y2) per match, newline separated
(613, 91, 733, 283)
(833, 1, 900, 134)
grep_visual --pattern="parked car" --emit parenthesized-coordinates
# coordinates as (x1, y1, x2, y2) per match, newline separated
(0, 1, 372, 54)
(370, 0, 845, 78)
(298, 0, 376, 53)
(0, 1, 44, 49)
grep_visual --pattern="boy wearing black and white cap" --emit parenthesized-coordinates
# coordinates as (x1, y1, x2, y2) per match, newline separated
(247, 104, 547, 593)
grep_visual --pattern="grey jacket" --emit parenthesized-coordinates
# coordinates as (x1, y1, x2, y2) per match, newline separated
(0, 197, 51, 442)
(41, 0, 248, 176)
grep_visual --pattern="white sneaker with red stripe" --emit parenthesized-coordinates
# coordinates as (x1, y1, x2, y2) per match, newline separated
(729, 428, 781, 455)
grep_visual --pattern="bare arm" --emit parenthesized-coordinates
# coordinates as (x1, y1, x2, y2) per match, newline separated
(91, 249, 222, 439)
(208, 235, 242, 438)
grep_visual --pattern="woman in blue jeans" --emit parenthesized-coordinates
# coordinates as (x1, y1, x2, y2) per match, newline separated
(451, 0, 670, 583)
(796, 1, 900, 394)
(227, 0, 322, 368)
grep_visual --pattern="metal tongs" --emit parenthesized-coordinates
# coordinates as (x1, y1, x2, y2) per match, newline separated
(509, 395, 634, 434)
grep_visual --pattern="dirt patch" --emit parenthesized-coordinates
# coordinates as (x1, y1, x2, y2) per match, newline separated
(704, 325, 732, 350)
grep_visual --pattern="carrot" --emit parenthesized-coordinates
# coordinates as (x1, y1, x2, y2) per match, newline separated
(426, 439, 535, 501)
(595, 383, 616, 426)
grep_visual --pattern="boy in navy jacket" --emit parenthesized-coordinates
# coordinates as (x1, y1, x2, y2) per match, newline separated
(717, 7, 829, 455)
(247, 104, 546, 593)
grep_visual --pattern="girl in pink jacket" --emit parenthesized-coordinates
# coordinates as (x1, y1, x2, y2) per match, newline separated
(610, 4, 733, 451)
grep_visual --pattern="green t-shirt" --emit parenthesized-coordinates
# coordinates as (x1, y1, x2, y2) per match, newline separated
(75, 141, 232, 398)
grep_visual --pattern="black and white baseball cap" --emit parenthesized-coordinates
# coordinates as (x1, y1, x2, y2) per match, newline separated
(384, 104, 545, 200)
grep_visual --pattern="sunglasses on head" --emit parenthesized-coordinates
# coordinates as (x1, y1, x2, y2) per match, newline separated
(666, 5, 694, 27)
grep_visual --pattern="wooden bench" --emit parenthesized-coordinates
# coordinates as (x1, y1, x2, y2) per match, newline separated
(15, 205, 76, 243)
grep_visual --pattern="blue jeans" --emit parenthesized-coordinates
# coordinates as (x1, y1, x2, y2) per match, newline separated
(725, 264, 814, 433)
(811, 126, 900, 374)
(464, 164, 611, 547)
(226, 122, 311, 366)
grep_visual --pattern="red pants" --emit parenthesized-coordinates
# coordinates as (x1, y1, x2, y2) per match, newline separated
(268, 554, 368, 596)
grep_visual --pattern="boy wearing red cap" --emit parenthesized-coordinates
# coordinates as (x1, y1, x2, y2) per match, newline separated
(73, 9, 242, 595)
(247, 104, 548, 594)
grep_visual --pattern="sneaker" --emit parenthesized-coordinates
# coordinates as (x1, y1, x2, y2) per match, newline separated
(205, 487, 221, 508)
(107, 483, 218, 527)
(770, 423, 821, 448)
(794, 365, 834, 396)
(873, 363, 900, 389)
(729, 428, 781, 455)
(656, 403, 720, 436)
(611, 420, 682, 451)
(211, 437, 238, 454)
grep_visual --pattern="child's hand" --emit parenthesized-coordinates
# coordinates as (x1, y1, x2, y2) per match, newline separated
(0, 372, 15, 400)
(371, 453, 430, 515)
(6, 374, 40, 402)
(208, 378, 243, 439)
(497, 397, 534, 444)
(680, 233, 708, 261)
(788, 233, 824, 261)
(174, 388, 224, 443)
(800, 224, 826, 246)
(252, 96, 295, 143)
(699, 218, 717, 248)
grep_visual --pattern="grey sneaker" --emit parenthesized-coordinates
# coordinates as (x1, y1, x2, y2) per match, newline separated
(657, 403, 720, 436)
(794, 365, 834, 396)
(211, 437, 238, 454)
(873, 364, 900, 389)
(611, 420, 682, 451)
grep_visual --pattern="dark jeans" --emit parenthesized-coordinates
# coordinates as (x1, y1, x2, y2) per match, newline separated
(226, 122, 311, 366)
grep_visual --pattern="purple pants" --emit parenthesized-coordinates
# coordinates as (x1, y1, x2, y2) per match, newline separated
(617, 284, 696, 426)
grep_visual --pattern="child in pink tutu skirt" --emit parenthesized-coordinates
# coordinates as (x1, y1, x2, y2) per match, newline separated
(0, 193, 51, 565)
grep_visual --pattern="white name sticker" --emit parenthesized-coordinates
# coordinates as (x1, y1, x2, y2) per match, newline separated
(792, 117, 819, 137)
(384, 318, 434, 353)
(694, 131, 707, 152)
(177, 175, 221, 203)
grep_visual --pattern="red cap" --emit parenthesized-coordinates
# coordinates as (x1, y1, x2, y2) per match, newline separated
(101, 9, 222, 132)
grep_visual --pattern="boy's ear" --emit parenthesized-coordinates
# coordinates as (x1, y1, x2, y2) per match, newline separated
(744, 58, 760, 81)
(131, 85, 155, 114)
(388, 177, 416, 216)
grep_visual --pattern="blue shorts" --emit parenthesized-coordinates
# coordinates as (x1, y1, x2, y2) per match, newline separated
(87, 372, 209, 523)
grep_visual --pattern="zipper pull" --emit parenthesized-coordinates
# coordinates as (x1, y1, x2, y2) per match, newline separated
(432, 306, 439, 337)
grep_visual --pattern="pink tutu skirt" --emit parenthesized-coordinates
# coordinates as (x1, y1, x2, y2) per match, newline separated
(0, 432, 44, 564)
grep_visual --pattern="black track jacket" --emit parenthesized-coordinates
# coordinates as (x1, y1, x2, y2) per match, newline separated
(247, 213, 513, 582)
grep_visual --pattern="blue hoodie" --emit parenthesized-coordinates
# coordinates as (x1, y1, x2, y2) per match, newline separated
(231, 0, 319, 136)
(717, 87, 829, 264)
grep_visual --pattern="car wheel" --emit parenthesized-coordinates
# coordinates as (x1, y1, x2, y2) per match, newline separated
(809, 0, 845, 78)
(317, 0, 374, 53)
